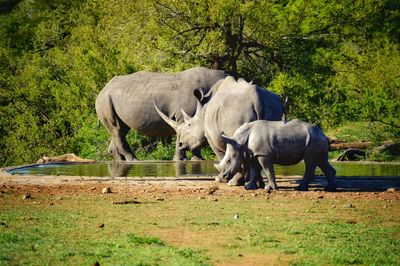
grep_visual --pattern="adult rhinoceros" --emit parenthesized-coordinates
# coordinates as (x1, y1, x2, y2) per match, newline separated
(155, 76, 284, 185)
(95, 67, 227, 161)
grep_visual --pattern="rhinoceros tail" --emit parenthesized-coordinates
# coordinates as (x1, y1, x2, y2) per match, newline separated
(96, 118, 101, 129)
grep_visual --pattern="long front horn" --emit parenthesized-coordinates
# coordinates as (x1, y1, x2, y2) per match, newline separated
(153, 101, 179, 131)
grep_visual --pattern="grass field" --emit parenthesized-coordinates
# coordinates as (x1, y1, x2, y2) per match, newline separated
(0, 182, 399, 265)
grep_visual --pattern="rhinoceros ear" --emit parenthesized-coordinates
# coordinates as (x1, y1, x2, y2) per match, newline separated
(194, 87, 213, 105)
(221, 132, 241, 150)
(153, 101, 179, 131)
(181, 108, 192, 123)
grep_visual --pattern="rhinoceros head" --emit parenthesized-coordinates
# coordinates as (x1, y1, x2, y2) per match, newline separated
(154, 101, 207, 152)
(214, 133, 245, 180)
(177, 102, 207, 151)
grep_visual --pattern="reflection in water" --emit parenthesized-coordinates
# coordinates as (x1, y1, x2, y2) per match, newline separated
(174, 162, 187, 177)
(106, 161, 206, 177)
(174, 161, 205, 177)
(108, 162, 132, 177)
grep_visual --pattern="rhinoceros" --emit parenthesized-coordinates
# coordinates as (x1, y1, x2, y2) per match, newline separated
(155, 76, 284, 185)
(95, 67, 227, 161)
(214, 120, 337, 191)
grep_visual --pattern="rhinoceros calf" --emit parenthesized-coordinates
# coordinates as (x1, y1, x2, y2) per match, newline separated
(215, 120, 337, 191)
(96, 67, 226, 161)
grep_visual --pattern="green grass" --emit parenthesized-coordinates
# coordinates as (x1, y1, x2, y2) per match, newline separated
(325, 121, 398, 143)
(0, 192, 399, 265)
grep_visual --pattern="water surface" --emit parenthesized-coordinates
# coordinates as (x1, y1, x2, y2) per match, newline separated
(7, 161, 400, 179)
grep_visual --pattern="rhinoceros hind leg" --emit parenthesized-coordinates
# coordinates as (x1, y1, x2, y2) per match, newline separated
(107, 123, 136, 161)
(318, 160, 337, 192)
(298, 160, 316, 191)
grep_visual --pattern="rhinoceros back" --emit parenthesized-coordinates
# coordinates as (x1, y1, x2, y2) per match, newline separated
(246, 120, 328, 165)
(204, 77, 284, 153)
(96, 67, 226, 137)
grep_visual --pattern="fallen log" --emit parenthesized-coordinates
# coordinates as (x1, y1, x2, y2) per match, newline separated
(37, 153, 94, 163)
(330, 141, 372, 150)
(329, 140, 394, 151)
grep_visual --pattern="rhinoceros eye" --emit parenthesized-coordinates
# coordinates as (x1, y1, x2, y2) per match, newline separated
(226, 159, 231, 164)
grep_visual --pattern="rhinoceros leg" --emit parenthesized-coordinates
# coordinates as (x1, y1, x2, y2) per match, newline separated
(173, 138, 187, 161)
(208, 139, 229, 183)
(190, 148, 204, 161)
(318, 160, 337, 192)
(228, 172, 246, 186)
(258, 157, 278, 191)
(297, 162, 316, 191)
(108, 125, 136, 161)
(101, 113, 135, 161)
(245, 159, 264, 190)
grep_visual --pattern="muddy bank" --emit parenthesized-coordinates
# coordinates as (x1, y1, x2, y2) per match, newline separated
(1, 169, 400, 201)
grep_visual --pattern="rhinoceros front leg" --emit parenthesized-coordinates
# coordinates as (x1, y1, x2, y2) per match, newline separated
(245, 159, 265, 190)
(258, 157, 278, 191)
(190, 148, 204, 161)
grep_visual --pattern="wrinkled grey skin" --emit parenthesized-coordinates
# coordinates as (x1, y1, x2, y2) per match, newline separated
(215, 120, 337, 191)
(96, 67, 227, 161)
(156, 76, 284, 185)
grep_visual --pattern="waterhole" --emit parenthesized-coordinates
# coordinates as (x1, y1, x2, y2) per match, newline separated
(6, 161, 400, 179)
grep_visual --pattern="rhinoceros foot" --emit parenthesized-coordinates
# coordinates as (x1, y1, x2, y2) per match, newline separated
(215, 175, 228, 183)
(324, 184, 337, 192)
(265, 185, 278, 192)
(190, 155, 204, 161)
(173, 155, 188, 161)
(228, 175, 245, 186)
(295, 185, 309, 191)
(245, 183, 257, 190)
(245, 178, 266, 190)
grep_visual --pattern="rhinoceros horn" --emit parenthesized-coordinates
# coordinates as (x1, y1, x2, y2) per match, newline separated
(180, 108, 192, 123)
(153, 101, 179, 131)
(194, 101, 203, 116)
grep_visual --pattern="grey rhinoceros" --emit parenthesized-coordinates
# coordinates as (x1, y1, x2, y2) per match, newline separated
(155, 76, 284, 185)
(215, 120, 337, 191)
(95, 67, 227, 161)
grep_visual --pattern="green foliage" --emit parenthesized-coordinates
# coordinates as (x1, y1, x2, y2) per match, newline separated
(0, 0, 399, 166)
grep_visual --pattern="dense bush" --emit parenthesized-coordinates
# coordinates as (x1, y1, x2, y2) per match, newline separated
(0, 0, 399, 166)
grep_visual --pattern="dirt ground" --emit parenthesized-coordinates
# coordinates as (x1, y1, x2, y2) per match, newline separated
(1, 172, 399, 202)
